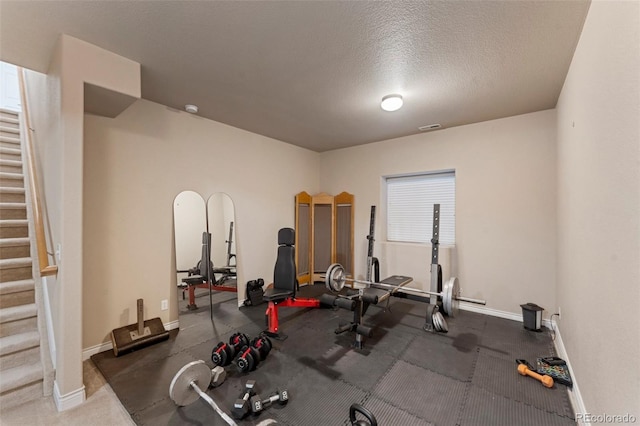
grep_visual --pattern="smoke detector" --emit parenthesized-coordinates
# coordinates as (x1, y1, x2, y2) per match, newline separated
(185, 104, 199, 114)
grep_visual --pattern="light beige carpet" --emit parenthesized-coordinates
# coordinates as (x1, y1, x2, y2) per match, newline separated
(0, 360, 135, 425)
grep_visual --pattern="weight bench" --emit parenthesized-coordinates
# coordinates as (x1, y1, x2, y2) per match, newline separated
(180, 232, 237, 310)
(263, 228, 322, 340)
(321, 270, 413, 349)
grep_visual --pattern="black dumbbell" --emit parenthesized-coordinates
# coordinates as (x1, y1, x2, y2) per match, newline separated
(235, 344, 262, 373)
(250, 389, 289, 414)
(250, 335, 272, 361)
(232, 380, 256, 420)
(211, 332, 250, 367)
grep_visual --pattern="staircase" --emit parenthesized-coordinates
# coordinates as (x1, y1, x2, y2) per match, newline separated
(0, 108, 49, 409)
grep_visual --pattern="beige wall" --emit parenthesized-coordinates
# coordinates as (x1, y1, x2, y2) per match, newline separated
(556, 0, 640, 419)
(83, 99, 320, 349)
(320, 110, 557, 317)
(25, 35, 140, 405)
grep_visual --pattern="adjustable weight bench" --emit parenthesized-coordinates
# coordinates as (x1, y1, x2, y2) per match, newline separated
(263, 228, 323, 340)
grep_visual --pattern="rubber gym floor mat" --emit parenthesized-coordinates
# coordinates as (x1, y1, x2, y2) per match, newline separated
(349, 323, 414, 359)
(91, 329, 180, 382)
(400, 333, 479, 382)
(365, 299, 431, 333)
(480, 318, 556, 362)
(307, 343, 398, 391)
(93, 292, 573, 425)
(275, 367, 368, 426)
(132, 394, 289, 426)
(105, 350, 198, 414)
(472, 351, 575, 418)
(459, 385, 575, 426)
(373, 359, 467, 425)
(361, 395, 434, 426)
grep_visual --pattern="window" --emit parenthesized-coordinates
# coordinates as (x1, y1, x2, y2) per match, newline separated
(386, 171, 456, 245)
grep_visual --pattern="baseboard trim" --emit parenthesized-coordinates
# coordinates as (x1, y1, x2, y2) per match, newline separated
(53, 380, 85, 412)
(552, 322, 588, 425)
(42, 276, 56, 367)
(458, 302, 553, 329)
(82, 319, 179, 360)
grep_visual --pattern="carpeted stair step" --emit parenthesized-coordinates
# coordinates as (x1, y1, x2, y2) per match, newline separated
(0, 114, 19, 126)
(0, 362, 43, 394)
(0, 135, 20, 149)
(0, 257, 32, 283)
(0, 303, 37, 338)
(0, 126, 20, 141)
(0, 330, 40, 371)
(0, 237, 31, 260)
(0, 187, 25, 203)
(0, 202, 27, 220)
(0, 159, 22, 174)
(0, 279, 35, 309)
(0, 147, 22, 162)
(0, 220, 28, 239)
(0, 365, 43, 410)
(0, 172, 23, 189)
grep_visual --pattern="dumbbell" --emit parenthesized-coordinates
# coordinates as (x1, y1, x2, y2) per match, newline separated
(250, 335, 273, 361)
(249, 389, 289, 414)
(517, 363, 554, 388)
(211, 332, 250, 367)
(232, 380, 257, 420)
(235, 344, 262, 373)
(210, 366, 226, 387)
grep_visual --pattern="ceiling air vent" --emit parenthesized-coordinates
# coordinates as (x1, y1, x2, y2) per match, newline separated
(418, 124, 441, 131)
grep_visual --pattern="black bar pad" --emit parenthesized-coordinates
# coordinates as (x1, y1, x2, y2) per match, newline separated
(356, 324, 374, 337)
(335, 297, 356, 311)
(319, 293, 338, 308)
(361, 293, 379, 305)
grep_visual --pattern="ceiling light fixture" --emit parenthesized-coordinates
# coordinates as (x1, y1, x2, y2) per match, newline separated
(185, 104, 199, 114)
(381, 94, 403, 112)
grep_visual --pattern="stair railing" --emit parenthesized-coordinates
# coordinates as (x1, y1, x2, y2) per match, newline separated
(17, 68, 57, 276)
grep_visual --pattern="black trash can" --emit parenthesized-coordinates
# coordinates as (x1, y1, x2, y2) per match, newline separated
(520, 303, 544, 331)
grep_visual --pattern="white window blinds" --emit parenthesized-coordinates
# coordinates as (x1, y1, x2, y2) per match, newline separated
(386, 171, 456, 245)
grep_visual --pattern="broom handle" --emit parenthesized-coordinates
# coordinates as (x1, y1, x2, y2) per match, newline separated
(137, 299, 144, 335)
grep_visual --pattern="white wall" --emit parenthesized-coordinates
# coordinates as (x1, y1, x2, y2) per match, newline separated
(83, 99, 320, 349)
(556, 0, 640, 419)
(320, 110, 557, 317)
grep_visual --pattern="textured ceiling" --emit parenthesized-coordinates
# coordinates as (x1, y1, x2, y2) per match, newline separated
(0, 1, 590, 152)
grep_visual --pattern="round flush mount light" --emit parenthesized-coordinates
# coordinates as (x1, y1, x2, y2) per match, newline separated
(185, 104, 199, 114)
(381, 94, 403, 112)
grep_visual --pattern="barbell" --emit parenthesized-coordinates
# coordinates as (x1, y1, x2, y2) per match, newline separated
(324, 263, 486, 317)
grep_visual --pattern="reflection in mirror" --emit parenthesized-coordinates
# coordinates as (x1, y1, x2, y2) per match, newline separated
(207, 193, 237, 288)
(174, 191, 207, 286)
(173, 191, 239, 324)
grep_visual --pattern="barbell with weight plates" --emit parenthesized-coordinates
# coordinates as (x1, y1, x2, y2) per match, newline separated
(324, 263, 486, 317)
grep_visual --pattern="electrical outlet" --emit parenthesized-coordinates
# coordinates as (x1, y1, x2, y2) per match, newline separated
(161, 299, 168, 311)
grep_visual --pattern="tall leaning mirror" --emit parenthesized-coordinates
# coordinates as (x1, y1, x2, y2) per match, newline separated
(173, 191, 239, 326)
